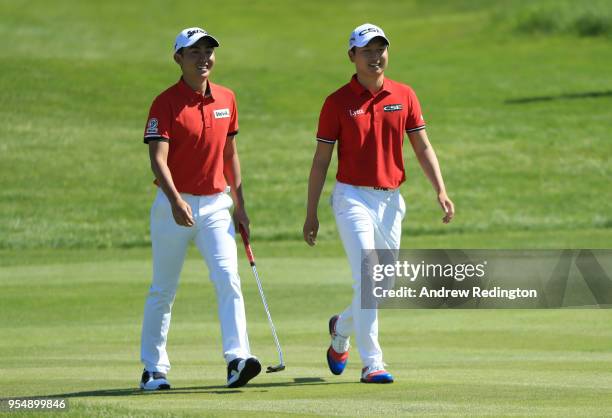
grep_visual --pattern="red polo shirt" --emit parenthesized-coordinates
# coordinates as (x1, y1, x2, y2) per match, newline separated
(143, 78, 239, 195)
(316, 74, 426, 189)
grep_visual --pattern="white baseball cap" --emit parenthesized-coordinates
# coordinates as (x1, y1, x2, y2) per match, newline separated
(348, 23, 389, 51)
(174, 27, 220, 53)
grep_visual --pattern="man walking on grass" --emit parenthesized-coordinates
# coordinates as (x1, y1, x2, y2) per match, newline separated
(303, 23, 455, 383)
(139, 27, 260, 390)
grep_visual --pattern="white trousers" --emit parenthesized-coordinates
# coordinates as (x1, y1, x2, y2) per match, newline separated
(141, 189, 251, 373)
(331, 182, 405, 368)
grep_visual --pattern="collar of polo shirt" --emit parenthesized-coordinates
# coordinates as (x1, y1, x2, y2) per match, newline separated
(178, 77, 215, 99)
(348, 74, 392, 97)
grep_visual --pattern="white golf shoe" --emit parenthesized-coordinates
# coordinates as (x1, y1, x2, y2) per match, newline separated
(140, 369, 171, 390)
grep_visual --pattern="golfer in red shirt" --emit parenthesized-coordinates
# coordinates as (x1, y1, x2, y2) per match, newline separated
(139, 27, 260, 390)
(303, 23, 455, 383)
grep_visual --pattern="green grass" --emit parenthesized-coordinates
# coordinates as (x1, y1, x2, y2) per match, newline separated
(1, 0, 611, 249)
(1, 1, 611, 416)
(493, 0, 612, 37)
(1, 252, 611, 417)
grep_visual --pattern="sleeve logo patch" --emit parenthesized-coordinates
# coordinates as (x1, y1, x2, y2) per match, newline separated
(146, 118, 159, 134)
(383, 104, 403, 112)
(214, 108, 231, 119)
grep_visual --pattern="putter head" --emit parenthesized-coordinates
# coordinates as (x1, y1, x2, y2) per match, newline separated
(266, 364, 286, 373)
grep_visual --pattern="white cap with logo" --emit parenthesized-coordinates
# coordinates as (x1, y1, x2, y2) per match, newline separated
(348, 23, 389, 51)
(174, 27, 220, 53)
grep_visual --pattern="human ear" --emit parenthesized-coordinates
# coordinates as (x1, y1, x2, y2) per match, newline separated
(348, 50, 355, 63)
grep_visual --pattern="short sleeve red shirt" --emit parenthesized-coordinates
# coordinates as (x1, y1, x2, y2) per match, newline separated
(143, 78, 239, 195)
(316, 74, 426, 189)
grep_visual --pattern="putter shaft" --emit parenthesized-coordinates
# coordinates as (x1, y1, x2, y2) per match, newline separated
(239, 225, 285, 372)
(250, 264, 285, 368)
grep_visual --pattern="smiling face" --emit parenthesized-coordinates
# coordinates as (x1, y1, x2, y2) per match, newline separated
(174, 37, 216, 81)
(349, 37, 388, 77)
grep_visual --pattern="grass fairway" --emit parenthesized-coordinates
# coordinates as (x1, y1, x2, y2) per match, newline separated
(1, 0, 611, 248)
(1, 0, 612, 416)
(1, 251, 611, 417)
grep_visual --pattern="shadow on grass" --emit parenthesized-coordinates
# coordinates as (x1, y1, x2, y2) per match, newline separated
(34, 377, 356, 399)
(504, 90, 612, 104)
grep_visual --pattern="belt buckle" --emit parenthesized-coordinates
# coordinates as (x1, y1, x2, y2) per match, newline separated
(373, 187, 389, 191)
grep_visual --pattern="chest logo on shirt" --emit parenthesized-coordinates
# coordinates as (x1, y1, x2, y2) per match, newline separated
(349, 109, 365, 117)
(383, 104, 403, 112)
(146, 118, 159, 134)
(214, 108, 231, 119)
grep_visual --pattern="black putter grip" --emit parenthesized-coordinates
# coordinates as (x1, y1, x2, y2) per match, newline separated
(238, 224, 256, 266)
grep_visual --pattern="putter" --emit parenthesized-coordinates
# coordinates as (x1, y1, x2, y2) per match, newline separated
(238, 224, 286, 373)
